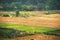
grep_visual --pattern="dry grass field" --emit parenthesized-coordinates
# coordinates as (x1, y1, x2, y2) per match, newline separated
(0, 14, 60, 28)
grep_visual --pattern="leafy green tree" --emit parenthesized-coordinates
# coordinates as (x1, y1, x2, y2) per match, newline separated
(0, 0, 60, 11)
(16, 10, 19, 17)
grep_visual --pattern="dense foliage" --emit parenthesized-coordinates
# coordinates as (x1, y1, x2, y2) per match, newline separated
(0, 0, 60, 11)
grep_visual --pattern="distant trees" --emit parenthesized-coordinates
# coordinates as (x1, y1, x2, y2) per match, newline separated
(0, 0, 60, 11)
(45, 0, 60, 10)
(21, 5, 37, 11)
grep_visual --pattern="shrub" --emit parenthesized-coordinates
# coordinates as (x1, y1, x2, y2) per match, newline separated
(2, 14, 10, 17)
(46, 11, 60, 15)
(19, 13, 30, 18)
(30, 38, 34, 40)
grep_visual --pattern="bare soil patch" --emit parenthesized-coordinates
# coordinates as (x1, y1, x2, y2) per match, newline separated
(19, 34, 60, 40)
(6, 34, 60, 40)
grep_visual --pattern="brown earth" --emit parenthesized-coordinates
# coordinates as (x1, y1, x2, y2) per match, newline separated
(0, 14, 60, 28)
(16, 34, 60, 40)
(2, 34, 59, 40)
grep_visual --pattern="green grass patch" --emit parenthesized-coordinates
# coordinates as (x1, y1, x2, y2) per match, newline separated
(0, 24, 59, 33)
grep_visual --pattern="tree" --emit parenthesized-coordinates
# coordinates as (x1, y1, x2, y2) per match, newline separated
(16, 10, 19, 17)
(0, 0, 60, 11)
(45, 0, 60, 10)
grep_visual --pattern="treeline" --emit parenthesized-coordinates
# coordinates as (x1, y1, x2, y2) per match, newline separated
(0, 0, 60, 11)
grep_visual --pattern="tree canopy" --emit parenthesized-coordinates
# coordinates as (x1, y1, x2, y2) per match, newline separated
(0, 0, 60, 11)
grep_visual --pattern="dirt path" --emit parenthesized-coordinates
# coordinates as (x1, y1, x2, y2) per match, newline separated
(19, 35, 60, 40)
(9, 34, 60, 40)
(0, 34, 60, 40)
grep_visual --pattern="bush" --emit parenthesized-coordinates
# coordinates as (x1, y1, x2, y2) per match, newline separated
(46, 11, 58, 14)
(19, 12, 30, 18)
(9, 14, 15, 17)
(2, 14, 10, 17)
(30, 38, 34, 40)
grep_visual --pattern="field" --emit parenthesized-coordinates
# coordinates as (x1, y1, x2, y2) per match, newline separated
(0, 24, 60, 40)
(0, 15, 60, 28)
(0, 24, 59, 33)
(0, 11, 60, 40)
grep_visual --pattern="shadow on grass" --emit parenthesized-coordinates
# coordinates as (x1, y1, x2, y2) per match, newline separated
(0, 28, 20, 38)
(43, 29, 60, 36)
(0, 28, 34, 38)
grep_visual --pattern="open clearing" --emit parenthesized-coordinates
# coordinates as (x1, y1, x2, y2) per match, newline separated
(0, 15, 60, 28)
(0, 11, 60, 40)
(0, 11, 60, 28)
